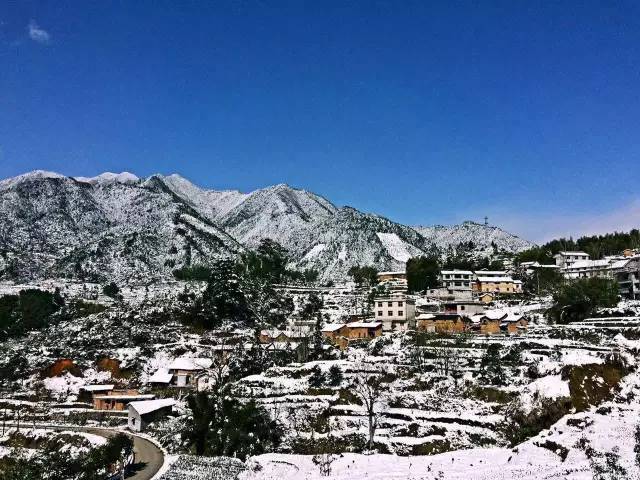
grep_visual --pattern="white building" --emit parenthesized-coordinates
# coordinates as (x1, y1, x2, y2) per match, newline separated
(373, 295, 415, 332)
(554, 251, 590, 269)
(128, 398, 175, 432)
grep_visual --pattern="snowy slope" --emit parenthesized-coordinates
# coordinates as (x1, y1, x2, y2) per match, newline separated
(415, 221, 535, 255)
(0, 171, 535, 282)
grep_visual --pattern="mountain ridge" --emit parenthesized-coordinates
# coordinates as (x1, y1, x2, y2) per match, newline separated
(0, 171, 536, 282)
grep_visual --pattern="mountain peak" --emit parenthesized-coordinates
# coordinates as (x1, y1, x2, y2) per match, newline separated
(0, 170, 66, 190)
(74, 172, 139, 185)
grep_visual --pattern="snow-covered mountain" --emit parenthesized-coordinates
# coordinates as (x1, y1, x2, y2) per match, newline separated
(414, 222, 535, 256)
(0, 171, 535, 282)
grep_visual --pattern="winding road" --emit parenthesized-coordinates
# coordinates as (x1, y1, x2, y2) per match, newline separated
(5, 424, 165, 480)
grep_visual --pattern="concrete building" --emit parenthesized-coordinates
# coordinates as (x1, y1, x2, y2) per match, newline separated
(554, 251, 590, 269)
(373, 295, 416, 331)
(473, 275, 522, 294)
(613, 257, 640, 299)
(439, 270, 474, 295)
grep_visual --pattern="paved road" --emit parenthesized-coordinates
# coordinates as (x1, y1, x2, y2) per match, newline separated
(5, 424, 164, 480)
(85, 427, 165, 480)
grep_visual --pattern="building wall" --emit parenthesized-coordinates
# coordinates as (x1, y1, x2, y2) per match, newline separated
(374, 298, 415, 331)
(479, 320, 501, 335)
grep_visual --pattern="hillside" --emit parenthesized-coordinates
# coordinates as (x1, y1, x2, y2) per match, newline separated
(0, 171, 535, 282)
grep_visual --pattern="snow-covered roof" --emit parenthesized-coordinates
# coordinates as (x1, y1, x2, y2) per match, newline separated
(476, 276, 515, 283)
(441, 270, 473, 275)
(321, 323, 346, 332)
(482, 310, 508, 320)
(474, 270, 507, 275)
(377, 271, 406, 276)
(416, 313, 435, 320)
(128, 398, 175, 416)
(567, 259, 610, 269)
(555, 251, 589, 256)
(168, 357, 213, 371)
(94, 394, 155, 401)
(347, 321, 382, 328)
(81, 384, 114, 392)
(148, 369, 173, 384)
(260, 329, 281, 337)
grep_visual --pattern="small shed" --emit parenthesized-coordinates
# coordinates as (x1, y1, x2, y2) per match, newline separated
(127, 398, 175, 432)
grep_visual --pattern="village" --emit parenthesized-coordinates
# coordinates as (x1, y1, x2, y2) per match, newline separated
(1, 242, 640, 479)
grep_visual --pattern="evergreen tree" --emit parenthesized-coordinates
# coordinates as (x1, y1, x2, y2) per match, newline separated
(200, 259, 251, 327)
(406, 256, 440, 293)
(328, 365, 343, 386)
(549, 277, 619, 324)
(479, 344, 505, 385)
(308, 365, 326, 388)
(102, 282, 120, 298)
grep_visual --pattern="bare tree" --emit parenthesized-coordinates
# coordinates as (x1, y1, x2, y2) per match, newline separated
(353, 369, 384, 450)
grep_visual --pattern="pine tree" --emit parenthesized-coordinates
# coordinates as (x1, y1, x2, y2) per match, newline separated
(308, 365, 325, 388)
(328, 365, 343, 386)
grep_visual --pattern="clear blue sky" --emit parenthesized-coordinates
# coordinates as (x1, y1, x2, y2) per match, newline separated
(1, 1, 639, 242)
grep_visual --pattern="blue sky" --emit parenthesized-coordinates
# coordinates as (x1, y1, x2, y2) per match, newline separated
(1, 1, 639, 242)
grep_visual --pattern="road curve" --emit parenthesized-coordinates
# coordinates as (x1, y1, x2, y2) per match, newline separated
(85, 427, 165, 480)
(4, 423, 165, 480)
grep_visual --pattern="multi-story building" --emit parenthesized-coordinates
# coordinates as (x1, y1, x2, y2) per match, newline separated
(373, 295, 416, 332)
(473, 275, 522, 294)
(439, 270, 474, 294)
(613, 257, 640, 300)
(553, 251, 590, 269)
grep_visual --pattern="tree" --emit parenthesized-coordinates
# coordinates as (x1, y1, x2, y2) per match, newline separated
(406, 256, 440, 293)
(102, 282, 120, 298)
(347, 265, 378, 287)
(353, 371, 384, 450)
(549, 277, 619, 324)
(328, 365, 343, 386)
(301, 293, 324, 319)
(242, 239, 290, 283)
(522, 267, 564, 296)
(183, 392, 282, 460)
(0, 289, 64, 341)
(308, 365, 326, 388)
(479, 344, 505, 385)
(200, 259, 251, 327)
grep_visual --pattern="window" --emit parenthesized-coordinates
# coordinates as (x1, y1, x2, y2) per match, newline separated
(388, 311, 393, 316)
(460, 305, 465, 310)
(377, 302, 382, 307)
(455, 281, 461, 286)
(398, 311, 403, 316)
(388, 301, 393, 307)
(377, 311, 383, 316)
(398, 301, 403, 307)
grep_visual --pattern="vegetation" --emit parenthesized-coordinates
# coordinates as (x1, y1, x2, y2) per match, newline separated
(549, 277, 619, 324)
(0, 432, 134, 480)
(406, 256, 439, 293)
(102, 282, 120, 298)
(347, 265, 378, 287)
(183, 392, 283, 459)
(173, 265, 212, 281)
(0, 289, 64, 341)
(516, 228, 640, 264)
(502, 396, 572, 446)
(479, 344, 505, 385)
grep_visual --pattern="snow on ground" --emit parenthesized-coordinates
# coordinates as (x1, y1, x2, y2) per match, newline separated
(376, 233, 419, 263)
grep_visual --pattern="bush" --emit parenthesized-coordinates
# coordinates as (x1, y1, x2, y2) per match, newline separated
(501, 396, 572, 446)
